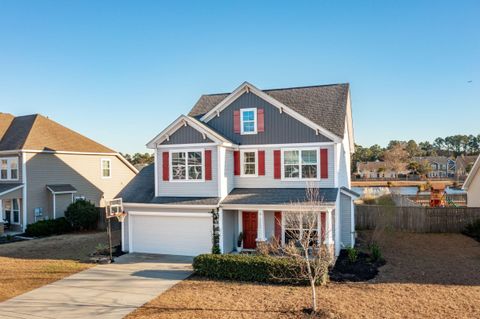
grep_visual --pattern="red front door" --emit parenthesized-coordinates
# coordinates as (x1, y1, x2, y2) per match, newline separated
(242, 211, 258, 249)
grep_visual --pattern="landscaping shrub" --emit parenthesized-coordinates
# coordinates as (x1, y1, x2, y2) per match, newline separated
(193, 254, 324, 285)
(369, 242, 383, 262)
(346, 246, 358, 263)
(25, 217, 72, 237)
(463, 219, 480, 242)
(65, 200, 98, 230)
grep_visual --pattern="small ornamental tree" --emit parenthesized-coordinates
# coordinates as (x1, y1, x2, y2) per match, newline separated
(65, 199, 98, 231)
(274, 187, 333, 314)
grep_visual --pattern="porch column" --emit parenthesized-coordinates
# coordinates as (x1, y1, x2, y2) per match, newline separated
(53, 193, 56, 219)
(256, 209, 266, 242)
(325, 208, 334, 245)
(218, 208, 224, 254)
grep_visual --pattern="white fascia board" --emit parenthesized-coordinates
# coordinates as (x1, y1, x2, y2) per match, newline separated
(463, 156, 480, 190)
(146, 115, 234, 149)
(123, 202, 219, 210)
(220, 204, 336, 211)
(0, 185, 24, 197)
(128, 211, 212, 218)
(237, 142, 334, 149)
(345, 91, 355, 153)
(340, 188, 360, 199)
(200, 82, 342, 143)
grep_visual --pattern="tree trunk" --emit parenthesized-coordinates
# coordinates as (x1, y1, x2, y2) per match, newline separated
(310, 279, 317, 313)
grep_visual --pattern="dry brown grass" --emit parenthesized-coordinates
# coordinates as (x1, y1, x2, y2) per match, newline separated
(0, 231, 120, 302)
(128, 232, 480, 319)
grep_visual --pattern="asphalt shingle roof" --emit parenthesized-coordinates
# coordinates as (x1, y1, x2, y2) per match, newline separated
(46, 184, 77, 193)
(189, 83, 350, 138)
(116, 164, 156, 203)
(0, 183, 23, 195)
(222, 188, 339, 206)
(0, 114, 115, 153)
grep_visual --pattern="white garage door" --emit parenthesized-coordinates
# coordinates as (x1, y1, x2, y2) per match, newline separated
(129, 212, 212, 256)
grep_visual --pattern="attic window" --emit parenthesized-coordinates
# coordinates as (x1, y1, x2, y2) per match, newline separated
(240, 108, 257, 135)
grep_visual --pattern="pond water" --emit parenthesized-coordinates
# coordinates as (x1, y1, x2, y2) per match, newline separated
(352, 186, 466, 198)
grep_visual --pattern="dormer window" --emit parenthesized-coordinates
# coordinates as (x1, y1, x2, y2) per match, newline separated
(240, 108, 257, 135)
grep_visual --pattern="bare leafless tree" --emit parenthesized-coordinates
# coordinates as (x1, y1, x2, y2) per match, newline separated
(270, 187, 333, 314)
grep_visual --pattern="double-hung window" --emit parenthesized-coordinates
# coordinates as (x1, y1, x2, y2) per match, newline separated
(240, 108, 257, 134)
(241, 150, 257, 176)
(0, 158, 19, 180)
(284, 212, 319, 245)
(171, 151, 203, 181)
(101, 159, 111, 178)
(282, 149, 318, 179)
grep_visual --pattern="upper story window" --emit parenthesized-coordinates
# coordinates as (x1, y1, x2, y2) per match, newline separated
(241, 150, 257, 176)
(0, 157, 19, 180)
(282, 149, 318, 180)
(101, 159, 111, 178)
(240, 108, 257, 135)
(171, 150, 203, 181)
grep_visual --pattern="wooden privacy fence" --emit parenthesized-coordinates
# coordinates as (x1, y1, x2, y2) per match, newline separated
(356, 205, 480, 233)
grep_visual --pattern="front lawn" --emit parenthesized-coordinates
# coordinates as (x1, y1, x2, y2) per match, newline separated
(128, 232, 480, 319)
(0, 231, 120, 302)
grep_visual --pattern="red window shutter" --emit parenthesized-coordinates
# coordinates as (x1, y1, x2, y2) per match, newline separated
(205, 150, 212, 180)
(234, 110, 241, 133)
(258, 150, 265, 176)
(321, 212, 326, 243)
(234, 151, 240, 176)
(320, 148, 328, 179)
(162, 152, 169, 181)
(274, 211, 282, 243)
(257, 108, 264, 132)
(273, 150, 281, 179)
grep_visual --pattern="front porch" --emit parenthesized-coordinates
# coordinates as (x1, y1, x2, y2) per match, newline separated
(220, 208, 336, 255)
(0, 184, 24, 233)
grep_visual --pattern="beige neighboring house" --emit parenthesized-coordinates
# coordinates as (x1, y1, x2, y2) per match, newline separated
(456, 155, 478, 178)
(463, 155, 480, 207)
(0, 113, 137, 232)
(357, 161, 409, 178)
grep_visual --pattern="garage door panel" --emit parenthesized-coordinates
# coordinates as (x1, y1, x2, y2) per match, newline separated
(130, 214, 212, 256)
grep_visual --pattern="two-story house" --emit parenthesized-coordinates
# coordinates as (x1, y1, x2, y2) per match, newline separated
(0, 113, 137, 232)
(412, 156, 456, 178)
(119, 82, 358, 257)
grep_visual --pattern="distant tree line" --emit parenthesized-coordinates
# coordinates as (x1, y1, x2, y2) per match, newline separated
(121, 152, 154, 166)
(352, 134, 480, 174)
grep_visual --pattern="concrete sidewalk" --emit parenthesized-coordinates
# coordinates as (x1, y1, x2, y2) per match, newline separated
(0, 253, 193, 319)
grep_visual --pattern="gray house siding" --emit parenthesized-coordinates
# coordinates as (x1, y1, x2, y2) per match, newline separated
(155, 146, 218, 197)
(206, 92, 332, 145)
(160, 125, 213, 145)
(340, 193, 353, 247)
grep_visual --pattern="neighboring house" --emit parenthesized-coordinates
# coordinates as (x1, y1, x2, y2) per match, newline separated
(356, 161, 409, 178)
(118, 82, 358, 257)
(412, 156, 456, 178)
(462, 156, 480, 207)
(455, 155, 477, 178)
(0, 113, 137, 231)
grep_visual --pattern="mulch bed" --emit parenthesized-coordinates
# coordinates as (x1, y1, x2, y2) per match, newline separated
(330, 250, 386, 282)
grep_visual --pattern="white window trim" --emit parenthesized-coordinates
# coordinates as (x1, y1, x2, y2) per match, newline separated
(169, 149, 205, 182)
(0, 157, 19, 181)
(281, 148, 320, 181)
(101, 158, 112, 179)
(5, 198, 21, 225)
(240, 108, 257, 135)
(240, 149, 258, 177)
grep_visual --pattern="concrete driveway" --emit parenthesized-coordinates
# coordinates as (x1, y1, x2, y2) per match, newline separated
(0, 253, 193, 319)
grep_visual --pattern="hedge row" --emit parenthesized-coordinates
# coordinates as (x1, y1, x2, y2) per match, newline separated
(193, 254, 322, 285)
(25, 217, 72, 237)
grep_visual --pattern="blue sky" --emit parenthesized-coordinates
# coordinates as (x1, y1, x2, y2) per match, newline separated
(0, 0, 478, 153)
